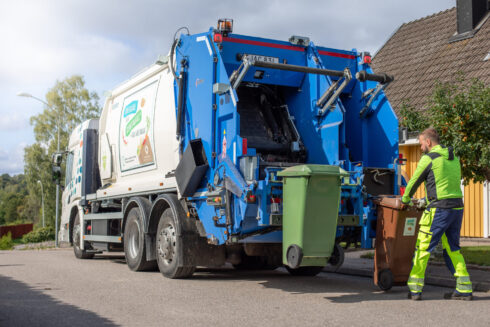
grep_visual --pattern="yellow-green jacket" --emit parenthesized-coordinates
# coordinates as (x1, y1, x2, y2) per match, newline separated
(402, 145, 463, 208)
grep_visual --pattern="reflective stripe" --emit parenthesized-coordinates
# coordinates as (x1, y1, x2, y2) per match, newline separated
(408, 277, 424, 284)
(407, 277, 424, 293)
(456, 276, 473, 293)
(408, 283, 423, 293)
(457, 276, 471, 283)
(456, 285, 473, 293)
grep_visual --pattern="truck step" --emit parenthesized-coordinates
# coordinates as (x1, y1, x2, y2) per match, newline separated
(83, 235, 122, 243)
(84, 212, 123, 220)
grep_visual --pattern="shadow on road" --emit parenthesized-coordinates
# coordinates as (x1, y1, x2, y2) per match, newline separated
(0, 274, 117, 326)
(87, 254, 490, 303)
(190, 267, 404, 302)
(192, 268, 490, 303)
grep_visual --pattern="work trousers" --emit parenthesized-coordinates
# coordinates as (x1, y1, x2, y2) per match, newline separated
(407, 207, 472, 294)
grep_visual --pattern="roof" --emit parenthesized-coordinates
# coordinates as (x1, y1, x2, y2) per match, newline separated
(371, 7, 490, 115)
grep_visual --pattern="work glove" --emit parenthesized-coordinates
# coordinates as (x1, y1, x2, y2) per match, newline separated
(415, 198, 427, 209)
(400, 198, 413, 210)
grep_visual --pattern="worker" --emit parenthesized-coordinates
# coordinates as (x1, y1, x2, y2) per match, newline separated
(402, 127, 472, 301)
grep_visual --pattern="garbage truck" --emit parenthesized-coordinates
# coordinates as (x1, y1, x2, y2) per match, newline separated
(57, 19, 400, 279)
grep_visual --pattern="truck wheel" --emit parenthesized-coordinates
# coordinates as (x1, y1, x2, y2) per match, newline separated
(72, 213, 94, 259)
(286, 266, 323, 276)
(156, 208, 195, 279)
(124, 207, 156, 271)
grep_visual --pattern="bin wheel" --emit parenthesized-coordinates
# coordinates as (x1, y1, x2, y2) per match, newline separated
(328, 243, 344, 270)
(378, 269, 394, 291)
(286, 266, 323, 277)
(286, 244, 303, 269)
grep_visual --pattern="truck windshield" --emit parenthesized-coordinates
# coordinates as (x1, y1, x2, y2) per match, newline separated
(65, 152, 74, 187)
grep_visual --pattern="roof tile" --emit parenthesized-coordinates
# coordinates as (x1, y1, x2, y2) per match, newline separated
(372, 7, 490, 115)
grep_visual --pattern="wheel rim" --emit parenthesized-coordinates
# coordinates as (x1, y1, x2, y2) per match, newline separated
(128, 220, 140, 259)
(157, 223, 176, 265)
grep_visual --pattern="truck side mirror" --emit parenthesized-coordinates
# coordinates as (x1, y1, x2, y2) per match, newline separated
(51, 152, 63, 185)
(52, 165, 61, 185)
(52, 153, 63, 167)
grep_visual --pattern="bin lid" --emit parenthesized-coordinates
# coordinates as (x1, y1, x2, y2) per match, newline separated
(373, 195, 402, 210)
(277, 164, 349, 177)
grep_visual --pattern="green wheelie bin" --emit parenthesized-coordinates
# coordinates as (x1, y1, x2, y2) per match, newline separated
(278, 165, 348, 272)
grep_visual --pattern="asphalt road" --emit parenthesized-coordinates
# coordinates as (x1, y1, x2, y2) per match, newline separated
(1, 249, 489, 327)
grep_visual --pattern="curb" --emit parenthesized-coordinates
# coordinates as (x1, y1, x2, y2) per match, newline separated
(324, 266, 490, 293)
(12, 241, 71, 250)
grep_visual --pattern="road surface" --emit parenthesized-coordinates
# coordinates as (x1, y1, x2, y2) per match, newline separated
(1, 249, 489, 326)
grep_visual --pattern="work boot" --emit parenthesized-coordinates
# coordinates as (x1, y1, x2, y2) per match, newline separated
(408, 292, 422, 301)
(443, 291, 473, 301)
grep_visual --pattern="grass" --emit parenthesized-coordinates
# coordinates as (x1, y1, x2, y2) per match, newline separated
(460, 246, 490, 267)
(360, 246, 490, 267)
(19, 244, 55, 251)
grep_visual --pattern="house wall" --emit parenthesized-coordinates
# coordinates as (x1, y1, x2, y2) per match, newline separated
(399, 143, 484, 238)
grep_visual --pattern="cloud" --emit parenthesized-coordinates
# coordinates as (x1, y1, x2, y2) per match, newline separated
(0, 149, 8, 161)
(0, 143, 27, 175)
(0, 113, 30, 131)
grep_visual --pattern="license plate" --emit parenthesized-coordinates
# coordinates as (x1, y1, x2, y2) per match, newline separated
(244, 54, 279, 63)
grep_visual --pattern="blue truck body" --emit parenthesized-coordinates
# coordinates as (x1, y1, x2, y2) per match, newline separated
(172, 26, 399, 249)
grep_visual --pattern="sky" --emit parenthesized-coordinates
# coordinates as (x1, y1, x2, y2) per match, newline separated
(0, 0, 456, 175)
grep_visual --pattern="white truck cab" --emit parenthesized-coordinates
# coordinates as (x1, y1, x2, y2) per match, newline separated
(59, 119, 99, 244)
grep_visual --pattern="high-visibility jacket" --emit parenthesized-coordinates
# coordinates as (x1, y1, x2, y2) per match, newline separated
(402, 144, 463, 209)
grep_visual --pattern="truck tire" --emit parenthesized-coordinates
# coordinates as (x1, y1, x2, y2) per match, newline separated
(156, 208, 195, 279)
(72, 213, 94, 259)
(286, 266, 323, 276)
(124, 207, 157, 271)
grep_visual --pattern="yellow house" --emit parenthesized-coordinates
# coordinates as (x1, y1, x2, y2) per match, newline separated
(400, 141, 489, 238)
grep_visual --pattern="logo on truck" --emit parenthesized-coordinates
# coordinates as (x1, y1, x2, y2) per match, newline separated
(119, 81, 158, 172)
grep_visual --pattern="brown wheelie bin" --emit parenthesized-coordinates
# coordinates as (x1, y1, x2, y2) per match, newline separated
(373, 195, 423, 290)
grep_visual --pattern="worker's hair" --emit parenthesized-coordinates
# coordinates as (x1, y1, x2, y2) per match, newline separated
(419, 127, 440, 144)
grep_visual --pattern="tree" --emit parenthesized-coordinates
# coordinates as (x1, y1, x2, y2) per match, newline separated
(0, 174, 28, 225)
(400, 76, 490, 184)
(24, 75, 101, 227)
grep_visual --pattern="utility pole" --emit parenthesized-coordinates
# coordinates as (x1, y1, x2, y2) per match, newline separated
(37, 180, 45, 228)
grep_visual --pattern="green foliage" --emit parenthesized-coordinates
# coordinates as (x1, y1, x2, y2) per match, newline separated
(3, 220, 26, 226)
(22, 227, 55, 244)
(430, 78, 490, 183)
(0, 174, 29, 225)
(30, 75, 100, 147)
(399, 76, 490, 183)
(399, 101, 429, 132)
(460, 246, 490, 267)
(23, 75, 101, 227)
(0, 232, 13, 250)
